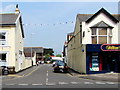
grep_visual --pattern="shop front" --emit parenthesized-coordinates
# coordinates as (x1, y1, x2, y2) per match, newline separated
(86, 44, 120, 74)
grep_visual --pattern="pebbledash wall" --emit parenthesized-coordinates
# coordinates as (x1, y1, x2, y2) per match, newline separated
(67, 8, 120, 74)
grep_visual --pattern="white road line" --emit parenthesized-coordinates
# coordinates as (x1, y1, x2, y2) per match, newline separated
(84, 82, 94, 84)
(71, 82, 80, 84)
(32, 84, 43, 86)
(95, 82, 106, 84)
(6, 84, 15, 85)
(18, 84, 28, 86)
(46, 78, 48, 83)
(106, 82, 116, 84)
(46, 83, 56, 85)
(59, 82, 69, 85)
(47, 73, 48, 76)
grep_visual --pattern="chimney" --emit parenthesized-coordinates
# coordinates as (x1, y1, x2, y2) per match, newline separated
(15, 4, 20, 13)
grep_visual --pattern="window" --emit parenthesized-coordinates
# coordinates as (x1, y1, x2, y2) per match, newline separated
(91, 28, 112, 44)
(0, 53, 7, 62)
(92, 36, 97, 44)
(0, 32, 7, 45)
(98, 28, 107, 35)
(92, 28, 97, 35)
(83, 31, 85, 37)
(99, 36, 107, 44)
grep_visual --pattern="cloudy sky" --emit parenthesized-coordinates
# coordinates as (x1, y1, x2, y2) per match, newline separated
(1, 1, 119, 54)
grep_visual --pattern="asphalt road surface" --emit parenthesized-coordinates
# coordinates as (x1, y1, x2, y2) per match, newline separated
(1, 64, 119, 88)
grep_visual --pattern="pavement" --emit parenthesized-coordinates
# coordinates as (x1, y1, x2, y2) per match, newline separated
(68, 68, 120, 82)
(1, 66, 38, 80)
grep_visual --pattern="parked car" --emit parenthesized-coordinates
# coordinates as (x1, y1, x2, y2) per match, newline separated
(0, 66, 9, 75)
(53, 60, 68, 73)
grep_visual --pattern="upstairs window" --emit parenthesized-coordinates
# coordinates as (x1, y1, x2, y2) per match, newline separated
(91, 21, 113, 44)
(0, 53, 7, 62)
(0, 32, 7, 45)
(91, 28, 112, 44)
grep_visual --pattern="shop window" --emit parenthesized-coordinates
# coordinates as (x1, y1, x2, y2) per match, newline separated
(0, 32, 7, 45)
(0, 53, 7, 62)
(90, 53, 99, 71)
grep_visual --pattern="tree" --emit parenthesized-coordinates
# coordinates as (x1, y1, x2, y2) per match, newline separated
(56, 54, 62, 57)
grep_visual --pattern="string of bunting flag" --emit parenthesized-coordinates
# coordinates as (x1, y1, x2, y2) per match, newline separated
(22, 21, 75, 26)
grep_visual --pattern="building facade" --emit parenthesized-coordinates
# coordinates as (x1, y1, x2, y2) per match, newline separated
(67, 8, 120, 74)
(0, 5, 32, 73)
(24, 47, 44, 64)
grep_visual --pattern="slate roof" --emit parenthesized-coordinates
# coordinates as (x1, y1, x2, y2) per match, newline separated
(0, 13, 24, 38)
(0, 13, 19, 25)
(77, 8, 120, 23)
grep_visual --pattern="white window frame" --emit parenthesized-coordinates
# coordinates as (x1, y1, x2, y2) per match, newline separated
(0, 31, 8, 46)
(91, 28, 112, 44)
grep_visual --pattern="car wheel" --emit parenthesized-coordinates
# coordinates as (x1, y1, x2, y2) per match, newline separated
(3, 70, 9, 75)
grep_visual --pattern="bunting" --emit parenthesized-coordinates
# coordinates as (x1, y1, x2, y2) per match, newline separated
(22, 21, 74, 26)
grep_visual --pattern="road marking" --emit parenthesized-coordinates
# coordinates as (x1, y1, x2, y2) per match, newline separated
(106, 82, 116, 84)
(6, 84, 15, 85)
(24, 66, 40, 77)
(18, 84, 28, 86)
(71, 82, 80, 84)
(84, 82, 94, 84)
(95, 82, 106, 84)
(67, 73, 73, 77)
(46, 72, 48, 76)
(59, 82, 68, 85)
(32, 84, 43, 86)
(46, 78, 48, 83)
(7, 75, 22, 77)
(46, 83, 56, 85)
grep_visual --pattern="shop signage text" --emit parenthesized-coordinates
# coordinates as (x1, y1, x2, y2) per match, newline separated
(101, 44, 120, 51)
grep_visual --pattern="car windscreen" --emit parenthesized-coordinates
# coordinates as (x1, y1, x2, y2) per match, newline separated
(56, 61, 65, 66)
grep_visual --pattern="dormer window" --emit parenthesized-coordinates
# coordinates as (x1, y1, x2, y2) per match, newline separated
(91, 21, 113, 44)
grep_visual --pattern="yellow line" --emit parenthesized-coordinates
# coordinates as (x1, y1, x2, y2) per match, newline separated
(3, 66, 40, 81)
(67, 73, 73, 77)
(7, 74, 22, 77)
(24, 66, 40, 77)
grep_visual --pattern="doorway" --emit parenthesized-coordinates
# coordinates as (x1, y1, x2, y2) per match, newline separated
(102, 52, 119, 72)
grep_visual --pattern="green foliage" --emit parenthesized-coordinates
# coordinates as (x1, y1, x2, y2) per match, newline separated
(56, 54, 62, 57)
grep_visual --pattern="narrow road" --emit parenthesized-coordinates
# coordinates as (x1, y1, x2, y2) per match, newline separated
(2, 64, 118, 88)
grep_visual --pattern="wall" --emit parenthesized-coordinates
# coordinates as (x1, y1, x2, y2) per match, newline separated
(67, 17, 87, 73)
(15, 16, 24, 72)
(0, 26, 16, 67)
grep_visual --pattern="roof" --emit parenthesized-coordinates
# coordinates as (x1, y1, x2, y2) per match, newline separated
(77, 8, 120, 23)
(67, 32, 74, 36)
(0, 13, 19, 25)
(90, 21, 113, 28)
(0, 13, 24, 38)
(24, 47, 43, 53)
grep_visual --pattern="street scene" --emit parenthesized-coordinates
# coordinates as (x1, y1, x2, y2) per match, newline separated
(2, 64, 119, 88)
(0, 1, 120, 90)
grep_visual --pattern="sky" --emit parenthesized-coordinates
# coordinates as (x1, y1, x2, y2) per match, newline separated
(1, 1, 119, 55)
